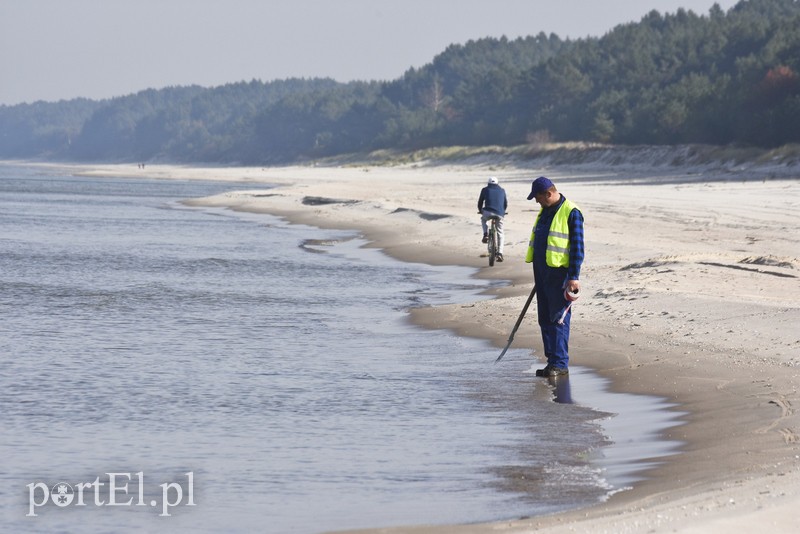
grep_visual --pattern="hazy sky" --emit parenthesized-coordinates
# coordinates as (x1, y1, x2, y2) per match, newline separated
(1, 0, 742, 106)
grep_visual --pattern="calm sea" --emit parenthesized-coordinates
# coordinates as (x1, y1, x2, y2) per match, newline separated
(0, 163, 680, 533)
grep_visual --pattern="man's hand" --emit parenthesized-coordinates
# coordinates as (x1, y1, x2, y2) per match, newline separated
(566, 279, 580, 294)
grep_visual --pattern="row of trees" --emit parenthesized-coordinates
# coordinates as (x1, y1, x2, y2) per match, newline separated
(1, 0, 798, 163)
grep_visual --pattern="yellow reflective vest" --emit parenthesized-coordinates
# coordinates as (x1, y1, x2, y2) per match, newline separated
(525, 198, 579, 267)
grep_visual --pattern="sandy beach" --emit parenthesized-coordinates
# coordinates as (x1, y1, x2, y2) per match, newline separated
(66, 156, 800, 533)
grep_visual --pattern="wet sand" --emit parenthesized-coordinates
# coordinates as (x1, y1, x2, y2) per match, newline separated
(56, 160, 800, 532)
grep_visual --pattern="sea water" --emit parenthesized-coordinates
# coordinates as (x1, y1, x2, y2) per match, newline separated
(0, 163, 680, 533)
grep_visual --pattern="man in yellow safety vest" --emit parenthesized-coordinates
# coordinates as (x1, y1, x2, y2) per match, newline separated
(525, 177, 585, 377)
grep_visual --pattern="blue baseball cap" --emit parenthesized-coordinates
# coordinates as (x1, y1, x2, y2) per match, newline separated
(527, 176, 554, 200)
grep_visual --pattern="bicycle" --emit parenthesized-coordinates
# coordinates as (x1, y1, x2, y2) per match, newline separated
(486, 215, 501, 266)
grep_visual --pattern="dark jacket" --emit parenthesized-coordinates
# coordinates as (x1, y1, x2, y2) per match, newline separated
(477, 184, 507, 215)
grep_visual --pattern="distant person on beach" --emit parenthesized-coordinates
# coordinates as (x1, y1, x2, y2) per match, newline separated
(525, 176, 584, 377)
(477, 176, 508, 261)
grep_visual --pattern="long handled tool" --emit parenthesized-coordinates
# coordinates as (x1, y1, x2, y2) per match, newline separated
(495, 285, 536, 363)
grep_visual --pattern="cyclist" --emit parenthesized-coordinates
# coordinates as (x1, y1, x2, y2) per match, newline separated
(477, 176, 508, 261)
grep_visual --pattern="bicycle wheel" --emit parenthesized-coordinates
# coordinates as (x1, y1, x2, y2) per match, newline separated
(488, 225, 497, 266)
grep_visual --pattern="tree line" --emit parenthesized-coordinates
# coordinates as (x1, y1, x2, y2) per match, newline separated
(1, 0, 798, 164)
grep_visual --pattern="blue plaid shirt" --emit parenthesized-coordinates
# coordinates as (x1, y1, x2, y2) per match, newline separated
(567, 204, 584, 281)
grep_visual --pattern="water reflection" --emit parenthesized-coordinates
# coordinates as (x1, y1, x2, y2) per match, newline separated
(548, 375, 573, 404)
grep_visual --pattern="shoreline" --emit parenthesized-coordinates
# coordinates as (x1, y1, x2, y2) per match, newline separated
(8, 160, 800, 532)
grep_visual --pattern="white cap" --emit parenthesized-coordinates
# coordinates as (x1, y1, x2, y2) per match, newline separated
(487, 177, 498, 185)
